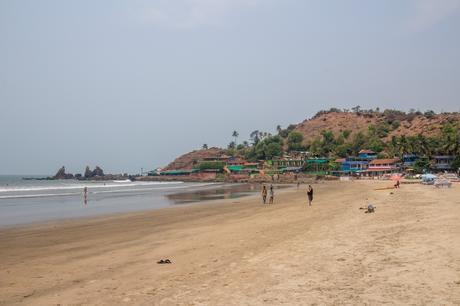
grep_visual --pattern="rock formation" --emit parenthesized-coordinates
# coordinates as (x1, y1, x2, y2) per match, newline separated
(83, 166, 105, 178)
(84, 166, 93, 178)
(92, 166, 104, 177)
(53, 166, 74, 179)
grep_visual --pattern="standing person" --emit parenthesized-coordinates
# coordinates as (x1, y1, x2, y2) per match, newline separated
(83, 186, 88, 205)
(261, 185, 268, 204)
(307, 185, 313, 206)
(269, 184, 274, 204)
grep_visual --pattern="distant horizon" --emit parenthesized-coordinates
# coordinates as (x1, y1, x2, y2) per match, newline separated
(1, 106, 459, 176)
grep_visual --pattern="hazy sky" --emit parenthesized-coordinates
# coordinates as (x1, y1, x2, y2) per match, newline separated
(1, 0, 460, 175)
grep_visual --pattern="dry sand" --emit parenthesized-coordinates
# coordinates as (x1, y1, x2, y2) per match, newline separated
(0, 181, 459, 305)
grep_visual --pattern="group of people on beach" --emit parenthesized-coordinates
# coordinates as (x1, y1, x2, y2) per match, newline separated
(261, 183, 314, 206)
(261, 184, 274, 204)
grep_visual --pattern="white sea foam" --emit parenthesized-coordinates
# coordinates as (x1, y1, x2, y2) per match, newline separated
(0, 181, 184, 193)
(0, 192, 80, 199)
(91, 183, 217, 194)
(0, 182, 217, 199)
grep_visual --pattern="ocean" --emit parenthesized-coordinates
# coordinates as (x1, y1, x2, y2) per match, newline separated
(0, 175, 259, 227)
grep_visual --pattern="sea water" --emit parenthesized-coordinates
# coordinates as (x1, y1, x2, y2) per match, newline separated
(0, 175, 258, 227)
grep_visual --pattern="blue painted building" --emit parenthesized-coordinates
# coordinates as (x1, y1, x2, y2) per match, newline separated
(403, 154, 418, 167)
(337, 157, 369, 173)
(358, 149, 377, 160)
(432, 155, 455, 171)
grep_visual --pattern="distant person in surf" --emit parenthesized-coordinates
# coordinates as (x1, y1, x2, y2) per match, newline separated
(307, 185, 313, 206)
(261, 185, 268, 204)
(83, 187, 88, 205)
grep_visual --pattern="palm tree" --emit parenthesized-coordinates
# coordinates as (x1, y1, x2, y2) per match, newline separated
(250, 130, 260, 145)
(417, 135, 430, 157)
(232, 131, 239, 145)
(441, 123, 459, 155)
(276, 125, 282, 135)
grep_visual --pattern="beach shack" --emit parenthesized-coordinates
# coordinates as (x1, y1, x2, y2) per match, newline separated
(403, 154, 418, 168)
(304, 158, 330, 174)
(432, 155, 455, 171)
(160, 169, 198, 176)
(272, 158, 305, 169)
(339, 157, 369, 174)
(358, 149, 377, 160)
(226, 157, 247, 166)
(366, 158, 401, 177)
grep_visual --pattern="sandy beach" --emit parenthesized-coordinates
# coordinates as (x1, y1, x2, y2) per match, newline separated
(1, 181, 459, 305)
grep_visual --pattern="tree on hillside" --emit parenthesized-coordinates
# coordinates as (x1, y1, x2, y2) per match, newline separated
(341, 129, 352, 140)
(413, 157, 430, 174)
(441, 123, 459, 155)
(452, 156, 460, 172)
(320, 130, 335, 156)
(250, 130, 261, 145)
(424, 110, 436, 118)
(276, 125, 282, 135)
(251, 135, 283, 160)
(350, 132, 366, 155)
(287, 131, 304, 151)
(278, 124, 297, 138)
(232, 131, 239, 145)
(202, 144, 208, 150)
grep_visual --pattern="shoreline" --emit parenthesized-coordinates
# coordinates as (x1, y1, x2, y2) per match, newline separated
(1, 181, 459, 305)
(0, 181, 276, 229)
(0, 185, 278, 232)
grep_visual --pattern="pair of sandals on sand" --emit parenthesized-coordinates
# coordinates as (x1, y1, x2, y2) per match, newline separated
(157, 259, 172, 264)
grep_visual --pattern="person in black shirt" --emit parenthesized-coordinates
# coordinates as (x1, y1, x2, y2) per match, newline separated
(307, 185, 313, 206)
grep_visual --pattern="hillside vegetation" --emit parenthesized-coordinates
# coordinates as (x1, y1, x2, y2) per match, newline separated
(164, 108, 460, 170)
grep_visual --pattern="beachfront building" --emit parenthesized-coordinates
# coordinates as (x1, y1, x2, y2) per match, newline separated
(272, 158, 305, 169)
(338, 157, 369, 174)
(304, 158, 330, 174)
(160, 169, 198, 176)
(431, 155, 455, 171)
(358, 149, 377, 160)
(288, 151, 310, 160)
(202, 155, 230, 162)
(403, 154, 418, 167)
(226, 157, 247, 166)
(366, 158, 401, 177)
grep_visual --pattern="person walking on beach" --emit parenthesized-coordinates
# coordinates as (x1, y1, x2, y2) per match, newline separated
(269, 184, 274, 204)
(261, 185, 268, 204)
(307, 185, 313, 206)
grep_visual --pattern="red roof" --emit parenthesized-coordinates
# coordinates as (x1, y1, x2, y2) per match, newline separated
(335, 158, 346, 163)
(369, 158, 400, 165)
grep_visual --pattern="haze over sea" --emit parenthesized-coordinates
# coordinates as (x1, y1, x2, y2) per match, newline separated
(0, 176, 257, 227)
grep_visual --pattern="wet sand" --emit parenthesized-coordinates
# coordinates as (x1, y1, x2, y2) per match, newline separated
(0, 181, 459, 305)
